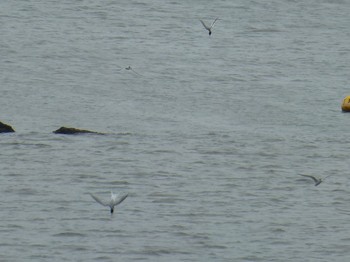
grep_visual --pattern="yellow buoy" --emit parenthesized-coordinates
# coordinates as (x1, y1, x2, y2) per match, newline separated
(342, 96, 350, 112)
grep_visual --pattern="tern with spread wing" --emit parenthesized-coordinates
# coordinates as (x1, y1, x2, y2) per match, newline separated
(125, 66, 143, 76)
(298, 174, 332, 186)
(90, 192, 128, 213)
(200, 18, 218, 36)
(116, 65, 143, 76)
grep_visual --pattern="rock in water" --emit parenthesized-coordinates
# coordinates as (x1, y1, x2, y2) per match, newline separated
(53, 126, 103, 135)
(0, 121, 15, 133)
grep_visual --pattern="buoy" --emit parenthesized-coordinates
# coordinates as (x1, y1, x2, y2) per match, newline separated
(341, 96, 350, 112)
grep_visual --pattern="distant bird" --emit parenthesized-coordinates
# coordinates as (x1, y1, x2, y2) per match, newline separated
(116, 65, 143, 76)
(90, 192, 128, 213)
(125, 66, 143, 76)
(200, 18, 219, 36)
(298, 174, 332, 186)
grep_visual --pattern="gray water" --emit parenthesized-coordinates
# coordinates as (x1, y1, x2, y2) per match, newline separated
(1, 0, 350, 261)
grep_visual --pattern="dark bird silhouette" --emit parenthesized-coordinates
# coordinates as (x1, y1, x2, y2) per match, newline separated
(200, 18, 218, 36)
(299, 174, 332, 186)
(124, 66, 143, 76)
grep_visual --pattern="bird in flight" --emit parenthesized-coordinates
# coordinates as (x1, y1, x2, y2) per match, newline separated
(298, 174, 332, 186)
(117, 66, 143, 76)
(90, 191, 128, 213)
(200, 18, 219, 36)
(125, 66, 143, 76)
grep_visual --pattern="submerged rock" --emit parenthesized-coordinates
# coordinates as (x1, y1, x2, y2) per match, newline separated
(53, 126, 103, 135)
(0, 121, 15, 133)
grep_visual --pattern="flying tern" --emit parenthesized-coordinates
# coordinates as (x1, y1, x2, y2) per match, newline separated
(298, 174, 332, 186)
(90, 192, 128, 213)
(125, 66, 143, 76)
(200, 18, 219, 36)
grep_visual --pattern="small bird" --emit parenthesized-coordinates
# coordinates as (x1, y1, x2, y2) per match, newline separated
(116, 65, 143, 76)
(90, 192, 128, 213)
(125, 66, 143, 76)
(200, 18, 219, 36)
(298, 174, 332, 186)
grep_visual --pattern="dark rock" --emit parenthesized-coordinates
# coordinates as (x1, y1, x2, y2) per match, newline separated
(53, 126, 103, 135)
(0, 121, 15, 133)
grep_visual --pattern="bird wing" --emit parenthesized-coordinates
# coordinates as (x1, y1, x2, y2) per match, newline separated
(299, 174, 318, 183)
(112, 193, 128, 206)
(210, 18, 219, 29)
(130, 68, 144, 77)
(323, 174, 333, 180)
(200, 20, 210, 31)
(90, 193, 109, 206)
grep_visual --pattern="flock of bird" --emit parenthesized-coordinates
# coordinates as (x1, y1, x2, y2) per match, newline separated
(91, 17, 334, 215)
(119, 18, 219, 77)
(90, 174, 332, 215)
(90, 18, 222, 214)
